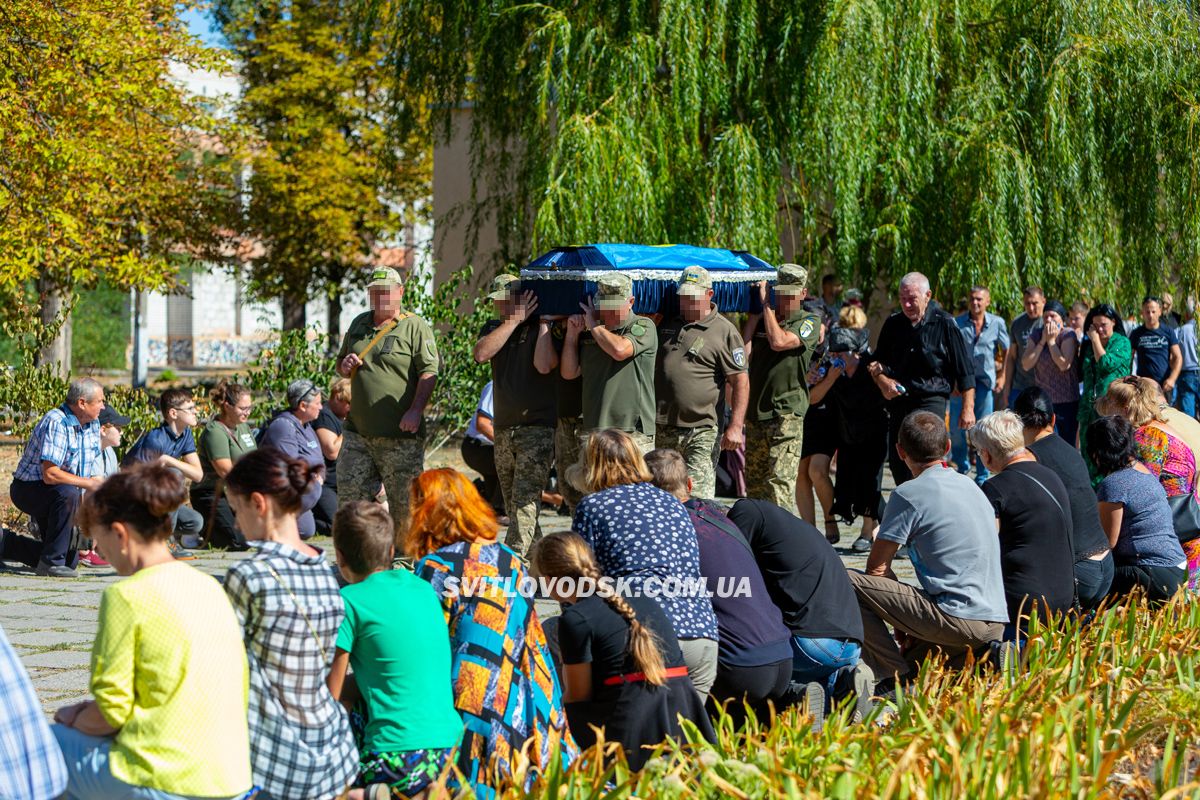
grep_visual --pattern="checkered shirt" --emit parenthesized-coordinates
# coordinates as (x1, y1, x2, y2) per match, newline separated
(0, 625, 68, 800)
(13, 405, 101, 482)
(224, 541, 358, 800)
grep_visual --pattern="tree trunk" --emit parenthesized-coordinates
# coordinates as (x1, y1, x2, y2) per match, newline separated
(326, 289, 343, 353)
(36, 278, 73, 376)
(281, 293, 307, 330)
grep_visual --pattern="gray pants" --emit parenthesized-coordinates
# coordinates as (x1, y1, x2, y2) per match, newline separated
(678, 636, 719, 697)
(848, 571, 1004, 680)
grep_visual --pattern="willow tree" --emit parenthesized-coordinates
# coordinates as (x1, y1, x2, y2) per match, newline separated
(367, 0, 1200, 314)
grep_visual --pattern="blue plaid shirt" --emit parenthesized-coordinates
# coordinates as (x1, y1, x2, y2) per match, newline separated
(0, 625, 68, 800)
(13, 405, 101, 482)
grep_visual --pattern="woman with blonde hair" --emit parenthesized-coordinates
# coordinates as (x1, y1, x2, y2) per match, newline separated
(571, 429, 720, 696)
(1100, 376, 1200, 591)
(530, 532, 713, 770)
(407, 468, 575, 799)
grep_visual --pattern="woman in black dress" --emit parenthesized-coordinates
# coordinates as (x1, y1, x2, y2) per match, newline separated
(531, 533, 714, 770)
(808, 305, 888, 552)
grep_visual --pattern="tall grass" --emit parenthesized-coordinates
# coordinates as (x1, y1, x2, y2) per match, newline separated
(491, 596, 1200, 798)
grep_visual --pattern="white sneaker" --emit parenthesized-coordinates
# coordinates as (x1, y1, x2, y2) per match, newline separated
(851, 537, 873, 553)
(180, 534, 202, 550)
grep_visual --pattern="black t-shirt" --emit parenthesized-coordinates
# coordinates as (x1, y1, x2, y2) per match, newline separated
(871, 302, 975, 399)
(1029, 434, 1111, 561)
(725, 499, 864, 642)
(980, 462, 1077, 620)
(478, 318, 558, 428)
(558, 594, 685, 684)
(685, 499, 792, 668)
(1130, 324, 1179, 385)
(311, 406, 343, 489)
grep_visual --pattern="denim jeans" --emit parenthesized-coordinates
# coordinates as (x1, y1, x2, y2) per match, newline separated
(950, 385, 994, 484)
(52, 724, 246, 800)
(1175, 370, 1200, 418)
(791, 636, 862, 695)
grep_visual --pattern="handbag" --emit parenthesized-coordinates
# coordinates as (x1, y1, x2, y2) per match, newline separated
(1168, 492, 1200, 544)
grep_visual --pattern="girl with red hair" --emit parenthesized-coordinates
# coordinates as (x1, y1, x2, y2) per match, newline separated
(406, 469, 576, 799)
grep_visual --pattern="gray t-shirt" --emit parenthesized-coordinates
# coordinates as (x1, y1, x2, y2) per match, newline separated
(1095, 467, 1188, 568)
(1009, 313, 1044, 393)
(877, 465, 1009, 623)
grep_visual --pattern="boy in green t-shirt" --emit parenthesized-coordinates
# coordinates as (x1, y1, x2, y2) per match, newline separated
(328, 502, 463, 799)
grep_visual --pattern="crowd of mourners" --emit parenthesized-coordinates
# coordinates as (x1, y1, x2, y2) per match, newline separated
(2, 264, 1198, 800)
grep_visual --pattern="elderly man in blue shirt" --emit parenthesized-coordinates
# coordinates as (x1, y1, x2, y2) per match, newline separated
(1, 378, 105, 577)
(951, 286, 1010, 485)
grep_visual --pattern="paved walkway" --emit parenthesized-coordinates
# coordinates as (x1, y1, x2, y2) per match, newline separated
(2, 471, 917, 714)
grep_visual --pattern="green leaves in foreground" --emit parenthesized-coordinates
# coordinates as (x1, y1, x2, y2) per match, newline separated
(490, 596, 1200, 798)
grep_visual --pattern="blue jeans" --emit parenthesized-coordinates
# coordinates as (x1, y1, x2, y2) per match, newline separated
(1176, 370, 1200, 418)
(950, 385, 994, 484)
(791, 636, 862, 695)
(51, 724, 246, 800)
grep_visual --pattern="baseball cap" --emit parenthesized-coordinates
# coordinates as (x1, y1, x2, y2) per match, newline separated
(676, 266, 712, 297)
(97, 406, 130, 427)
(773, 263, 809, 296)
(595, 272, 634, 309)
(366, 267, 403, 289)
(486, 274, 520, 301)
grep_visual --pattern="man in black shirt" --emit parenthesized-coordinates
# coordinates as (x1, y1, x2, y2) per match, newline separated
(970, 410, 1077, 628)
(726, 499, 866, 703)
(1014, 387, 1114, 609)
(868, 272, 975, 484)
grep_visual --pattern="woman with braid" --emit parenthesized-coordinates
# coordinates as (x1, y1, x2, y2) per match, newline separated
(531, 533, 714, 770)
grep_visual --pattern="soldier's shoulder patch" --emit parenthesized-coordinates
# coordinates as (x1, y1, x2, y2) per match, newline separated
(799, 317, 817, 341)
(732, 347, 746, 368)
(630, 321, 648, 338)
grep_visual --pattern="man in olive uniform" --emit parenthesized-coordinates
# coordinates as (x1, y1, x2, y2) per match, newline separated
(561, 272, 658, 455)
(655, 266, 750, 499)
(335, 267, 439, 539)
(745, 263, 822, 514)
(473, 274, 559, 555)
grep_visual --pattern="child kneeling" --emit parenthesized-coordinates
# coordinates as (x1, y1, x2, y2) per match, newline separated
(329, 501, 463, 799)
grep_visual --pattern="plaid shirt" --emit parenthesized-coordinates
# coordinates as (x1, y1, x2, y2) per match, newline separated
(0, 625, 68, 800)
(13, 405, 101, 482)
(224, 542, 358, 800)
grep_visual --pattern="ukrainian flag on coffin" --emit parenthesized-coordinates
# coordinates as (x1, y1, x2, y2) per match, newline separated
(518, 243, 778, 316)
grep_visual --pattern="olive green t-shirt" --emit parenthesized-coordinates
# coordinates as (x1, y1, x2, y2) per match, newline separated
(748, 310, 822, 422)
(552, 322, 583, 419)
(580, 314, 657, 433)
(655, 306, 747, 428)
(337, 310, 440, 439)
(196, 419, 257, 491)
(478, 318, 557, 428)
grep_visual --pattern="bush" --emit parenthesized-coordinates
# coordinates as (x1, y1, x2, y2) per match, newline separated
(239, 328, 336, 423)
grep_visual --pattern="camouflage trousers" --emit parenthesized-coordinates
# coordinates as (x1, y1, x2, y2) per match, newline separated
(494, 425, 555, 557)
(655, 424, 719, 499)
(338, 430, 425, 542)
(745, 414, 805, 515)
(555, 417, 585, 514)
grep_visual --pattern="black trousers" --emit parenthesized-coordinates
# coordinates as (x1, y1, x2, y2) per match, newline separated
(190, 485, 245, 549)
(886, 395, 949, 485)
(460, 437, 502, 512)
(1074, 553, 1114, 611)
(1110, 563, 1186, 605)
(707, 658, 792, 727)
(313, 484, 338, 536)
(7, 479, 81, 568)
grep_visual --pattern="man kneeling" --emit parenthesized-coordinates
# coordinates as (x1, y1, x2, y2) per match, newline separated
(849, 411, 1008, 690)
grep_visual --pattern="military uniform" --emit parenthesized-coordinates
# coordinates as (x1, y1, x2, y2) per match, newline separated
(655, 268, 747, 498)
(477, 276, 558, 555)
(745, 265, 821, 513)
(579, 311, 658, 454)
(553, 322, 585, 512)
(335, 285, 439, 535)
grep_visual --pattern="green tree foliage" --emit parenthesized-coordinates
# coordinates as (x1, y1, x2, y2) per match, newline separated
(0, 0, 237, 365)
(369, 0, 1200, 312)
(213, 0, 431, 331)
